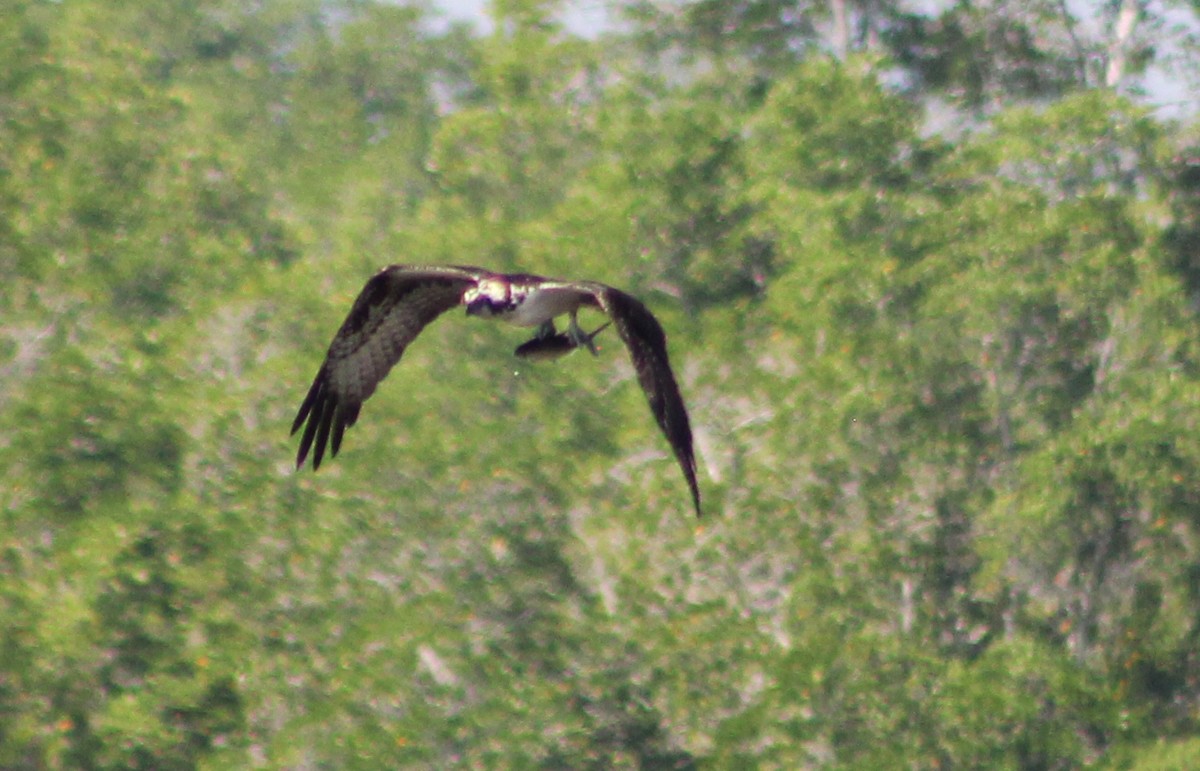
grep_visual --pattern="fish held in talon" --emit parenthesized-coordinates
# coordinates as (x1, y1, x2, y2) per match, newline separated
(514, 322, 611, 361)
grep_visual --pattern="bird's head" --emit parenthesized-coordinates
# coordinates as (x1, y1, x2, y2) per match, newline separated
(464, 277, 512, 318)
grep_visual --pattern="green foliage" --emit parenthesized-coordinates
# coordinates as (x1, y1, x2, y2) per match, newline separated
(4, 0, 1200, 766)
(1128, 736, 1200, 770)
(8, 344, 186, 520)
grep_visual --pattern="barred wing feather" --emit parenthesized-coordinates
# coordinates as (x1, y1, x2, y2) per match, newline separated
(291, 265, 481, 469)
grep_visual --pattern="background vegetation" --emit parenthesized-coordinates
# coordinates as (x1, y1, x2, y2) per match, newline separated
(3, 0, 1200, 767)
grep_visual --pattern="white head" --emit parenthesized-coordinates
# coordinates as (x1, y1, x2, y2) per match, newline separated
(463, 277, 513, 318)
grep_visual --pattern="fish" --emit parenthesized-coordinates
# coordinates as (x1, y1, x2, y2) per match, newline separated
(514, 322, 611, 361)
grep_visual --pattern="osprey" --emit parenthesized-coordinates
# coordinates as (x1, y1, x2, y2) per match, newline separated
(291, 265, 702, 516)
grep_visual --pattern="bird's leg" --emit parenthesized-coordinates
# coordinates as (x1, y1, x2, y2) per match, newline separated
(568, 310, 600, 356)
(534, 319, 556, 340)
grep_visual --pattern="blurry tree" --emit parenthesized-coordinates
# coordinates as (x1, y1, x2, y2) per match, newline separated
(3, 0, 1200, 766)
(415, 0, 600, 265)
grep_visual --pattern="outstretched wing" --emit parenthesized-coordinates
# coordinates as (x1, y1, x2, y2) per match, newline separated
(292, 265, 484, 470)
(580, 283, 701, 517)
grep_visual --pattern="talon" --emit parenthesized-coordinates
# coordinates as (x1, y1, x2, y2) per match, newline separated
(568, 311, 600, 356)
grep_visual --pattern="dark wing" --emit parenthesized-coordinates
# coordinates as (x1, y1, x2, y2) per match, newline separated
(292, 265, 484, 470)
(582, 283, 701, 517)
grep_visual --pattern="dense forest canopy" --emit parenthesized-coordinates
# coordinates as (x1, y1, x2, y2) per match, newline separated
(3, 0, 1200, 767)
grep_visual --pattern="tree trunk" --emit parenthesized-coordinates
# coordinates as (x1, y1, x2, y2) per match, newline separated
(1105, 0, 1140, 87)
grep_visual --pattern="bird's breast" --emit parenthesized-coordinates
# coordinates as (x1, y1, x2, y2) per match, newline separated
(505, 286, 582, 327)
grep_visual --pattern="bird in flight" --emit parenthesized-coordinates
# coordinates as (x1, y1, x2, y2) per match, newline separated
(291, 265, 701, 516)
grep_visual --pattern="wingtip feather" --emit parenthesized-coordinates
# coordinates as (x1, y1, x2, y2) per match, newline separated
(294, 380, 326, 470)
(312, 403, 334, 470)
